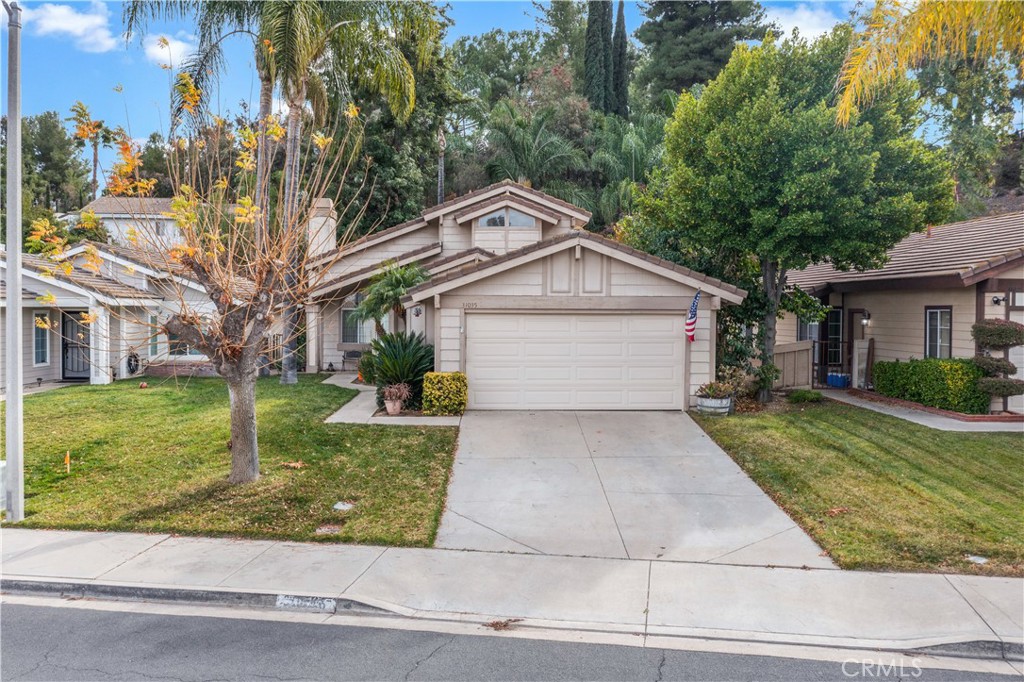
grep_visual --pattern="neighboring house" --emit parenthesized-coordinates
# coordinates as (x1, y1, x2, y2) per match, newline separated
(0, 241, 229, 390)
(79, 196, 181, 247)
(776, 211, 1024, 412)
(304, 181, 746, 410)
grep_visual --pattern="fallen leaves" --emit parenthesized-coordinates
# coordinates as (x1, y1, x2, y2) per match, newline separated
(281, 461, 306, 470)
(483, 618, 523, 631)
(826, 506, 851, 517)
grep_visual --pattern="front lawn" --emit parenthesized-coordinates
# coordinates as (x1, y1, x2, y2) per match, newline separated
(1, 375, 458, 546)
(694, 402, 1023, 576)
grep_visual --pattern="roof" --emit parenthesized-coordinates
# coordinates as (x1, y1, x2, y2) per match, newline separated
(2, 251, 156, 302)
(424, 247, 495, 271)
(452, 192, 563, 223)
(404, 230, 747, 304)
(427, 180, 592, 223)
(308, 216, 428, 266)
(81, 196, 176, 216)
(310, 242, 443, 298)
(787, 211, 1024, 293)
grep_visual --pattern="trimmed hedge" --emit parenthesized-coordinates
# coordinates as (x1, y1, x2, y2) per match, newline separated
(873, 358, 990, 415)
(787, 389, 823, 403)
(422, 372, 468, 416)
(971, 355, 1018, 377)
(977, 377, 1024, 398)
(972, 318, 1024, 350)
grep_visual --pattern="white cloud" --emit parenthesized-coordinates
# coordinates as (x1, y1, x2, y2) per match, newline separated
(21, 1, 118, 53)
(142, 32, 196, 68)
(764, 2, 846, 40)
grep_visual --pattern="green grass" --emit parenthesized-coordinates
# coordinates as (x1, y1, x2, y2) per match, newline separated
(694, 402, 1023, 576)
(1, 374, 458, 546)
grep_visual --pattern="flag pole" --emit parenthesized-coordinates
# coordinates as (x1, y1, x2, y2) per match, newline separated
(3, 0, 25, 521)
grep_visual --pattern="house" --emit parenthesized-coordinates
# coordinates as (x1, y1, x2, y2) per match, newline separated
(0, 240, 228, 390)
(79, 196, 182, 247)
(776, 211, 1024, 412)
(304, 181, 746, 410)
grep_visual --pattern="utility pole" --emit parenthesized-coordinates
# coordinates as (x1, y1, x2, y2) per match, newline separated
(3, 0, 25, 521)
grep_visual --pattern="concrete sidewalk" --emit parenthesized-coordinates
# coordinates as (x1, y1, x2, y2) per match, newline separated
(823, 390, 1024, 432)
(322, 373, 461, 426)
(2, 528, 1021, 662)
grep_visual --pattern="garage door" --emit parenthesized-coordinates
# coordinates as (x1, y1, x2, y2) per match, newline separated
(465, 313, 684, 410)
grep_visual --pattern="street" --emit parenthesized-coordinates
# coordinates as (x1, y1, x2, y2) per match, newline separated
(1, 601, 1017, 681)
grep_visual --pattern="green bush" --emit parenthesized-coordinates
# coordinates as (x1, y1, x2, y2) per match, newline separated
(971, 319, 1024, 350)
(370, 332, 434, 409)
(422, 372, 469, 416)
(977, 377, 1024, 398)
(971, 355, 1018, 377)
(787, 389, 823, 403)
(357, 350, 376, 385)
(873, 358, 989, 414)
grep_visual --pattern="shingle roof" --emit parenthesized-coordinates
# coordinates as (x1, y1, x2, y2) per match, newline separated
(787, 211, 1024, 292)
(405, 230, 746, 301)
(310, 242, 442, 297)
(429, 180, 592, 221)
(452, 192, 563, 222)
(424, 247, 495, 271)
(2, 251, 156, 301)
(81, 196, 175, 216)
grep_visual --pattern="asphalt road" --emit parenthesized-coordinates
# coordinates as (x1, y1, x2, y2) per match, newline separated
(1, 603, 1016, 681)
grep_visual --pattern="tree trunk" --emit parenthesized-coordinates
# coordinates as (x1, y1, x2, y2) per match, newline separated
(255, 72, 274, 379)
(227, 374, 259, 483)
(758, 259, 784, 403)
(279, 100, 304, 385)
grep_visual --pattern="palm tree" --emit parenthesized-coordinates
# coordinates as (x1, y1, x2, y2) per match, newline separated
(353, 262, 431, 336)
(261, 0, 441, 384)
(485, 101, 586, 190)
(836, 0, 1024, 124)
(589, 113, 665, 226)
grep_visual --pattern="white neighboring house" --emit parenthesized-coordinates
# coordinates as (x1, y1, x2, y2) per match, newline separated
(79, 196, 181, 248)
(304, 181, 747, 410)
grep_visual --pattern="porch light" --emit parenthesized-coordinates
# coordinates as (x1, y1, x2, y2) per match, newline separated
(860, 312, 871, 327)
(412, 306, 423, 318)
(992, 296, 1006, 306)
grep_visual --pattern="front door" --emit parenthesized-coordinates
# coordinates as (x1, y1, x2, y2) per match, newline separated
(62, 312, 91, 381)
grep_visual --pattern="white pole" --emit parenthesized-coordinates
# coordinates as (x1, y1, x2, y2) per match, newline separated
(3, 0, 25, 521)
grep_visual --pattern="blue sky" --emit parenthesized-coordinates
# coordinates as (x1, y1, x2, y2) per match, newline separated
(0, 1, 853, 174)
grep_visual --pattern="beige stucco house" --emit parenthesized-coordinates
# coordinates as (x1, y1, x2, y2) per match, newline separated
(304, 181, 746, 410)
(776, 211, 1024, 412)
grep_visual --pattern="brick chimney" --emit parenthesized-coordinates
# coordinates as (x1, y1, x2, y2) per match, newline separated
(306, 198, 337, 259)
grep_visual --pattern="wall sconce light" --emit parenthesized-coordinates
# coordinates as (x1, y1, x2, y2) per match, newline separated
(860, 312, 871, 327)
(36, 378, 42, 388)
(412, 306, 423, 318)
(992, 296, 1006, 306)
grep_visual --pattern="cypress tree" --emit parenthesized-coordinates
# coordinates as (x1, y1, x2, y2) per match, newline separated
(602, 0, 614, 113)
(584, 1, 606, 111)
(611, 0, 629, 117)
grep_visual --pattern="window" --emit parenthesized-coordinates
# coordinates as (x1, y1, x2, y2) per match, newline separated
(925, 307, 952, 359)
(149, 315, 160, 356)
(797, 320, 820, 342)
(33, 312, 49, 366)
(168, 332, 203, 356)
(341, 309, 367, 344)
(825, 309, 843, 366)
(478, 208, 536, 229)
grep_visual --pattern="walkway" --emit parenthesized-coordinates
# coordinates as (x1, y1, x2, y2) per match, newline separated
(3, 528, 1021, 667)
(823, 390, 1024, 433)
(322, 373, 460, 426)
(437, 411, 833, 568)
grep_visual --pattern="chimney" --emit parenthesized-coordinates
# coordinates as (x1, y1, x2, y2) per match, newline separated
(307, 198, 337, 259)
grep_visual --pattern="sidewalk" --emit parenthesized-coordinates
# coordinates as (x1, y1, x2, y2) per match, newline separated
(3, 528, 1021, 663)
(322, 373, 461, 426)
(823, 389, 1024, 432)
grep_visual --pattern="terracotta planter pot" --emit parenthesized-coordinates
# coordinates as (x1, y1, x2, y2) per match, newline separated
(696, 396, 733, 416)
(384, 400, 402, 416)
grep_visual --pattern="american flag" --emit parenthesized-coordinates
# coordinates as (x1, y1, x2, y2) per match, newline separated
(685, 290, 701, 342)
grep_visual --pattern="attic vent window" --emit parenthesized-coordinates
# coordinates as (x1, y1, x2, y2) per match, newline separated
(479, 208, 535, 229)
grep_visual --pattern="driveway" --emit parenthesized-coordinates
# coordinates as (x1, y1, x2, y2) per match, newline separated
(436, 411, 834, 568)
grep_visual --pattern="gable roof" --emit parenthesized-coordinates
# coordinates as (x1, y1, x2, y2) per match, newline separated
(1, 251, 158, 304)
(309, 242, 443, 298)
(424, 180, 592, 224)
(404, 230, 746, 305)
(453, 193, 563, 224)
(788, 211, 1024, 294)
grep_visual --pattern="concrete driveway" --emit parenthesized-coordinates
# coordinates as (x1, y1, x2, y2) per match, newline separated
(436, 411, 834, 568)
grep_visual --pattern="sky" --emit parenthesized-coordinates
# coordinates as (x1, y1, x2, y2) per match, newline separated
(0, 1, 854, 176)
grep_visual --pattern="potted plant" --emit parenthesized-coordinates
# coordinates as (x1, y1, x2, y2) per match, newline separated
(695, 381, 735, 416)
(382, 383, 411, 416)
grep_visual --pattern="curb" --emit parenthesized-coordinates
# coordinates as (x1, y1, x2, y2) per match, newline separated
(1, 579, 393, 617)
(4, 578, 1020, 664)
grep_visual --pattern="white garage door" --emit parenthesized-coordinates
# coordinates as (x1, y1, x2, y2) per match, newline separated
(466, 313, 684, 410)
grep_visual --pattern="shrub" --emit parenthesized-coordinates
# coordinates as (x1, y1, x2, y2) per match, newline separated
(357, 350, 376, 385)
(422, 372, 469, 416)
(718, 365, 758, 398)
(697, 381, 735, 399)
(787, 389, 823, 403)
(971, 319, 1024, 350)
(370, 332, 434, 409)
(977, 377, 1024, 398)
(971, 355, 1018, 377)
(873, 358, 989, 414)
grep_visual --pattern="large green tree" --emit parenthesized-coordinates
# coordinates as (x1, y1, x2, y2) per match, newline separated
(623, 28, 955, 400)
(611, 0, 629, 118)
(583, 1, 607, 111)
(532, 0, 588, 89)
(636, 1, 769, 106)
